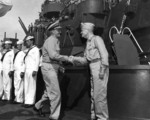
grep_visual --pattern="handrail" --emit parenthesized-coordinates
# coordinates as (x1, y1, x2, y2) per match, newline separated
(122, 27, 150, 64)
(122, 27, 144, 54)
(109, 26, 120, 44)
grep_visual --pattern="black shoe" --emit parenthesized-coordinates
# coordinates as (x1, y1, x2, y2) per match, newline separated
(5, 100, 13, 104)
(33, 106, 45, 117)
(21, 104, 25, 107)
(23, 104, 33, 108)
(49, 118, 60, 120)
(12, 101, 22, 104)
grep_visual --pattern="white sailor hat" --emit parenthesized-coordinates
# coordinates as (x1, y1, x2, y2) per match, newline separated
(17, 40, 23, 45)
(81, 22, 95, 31)
(47, 20, 62, 31)
(5, 40, 12, 44)
(25, 36, 34, 41)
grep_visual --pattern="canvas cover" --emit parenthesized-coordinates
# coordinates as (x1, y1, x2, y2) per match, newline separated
(113, 34, 140, 65)
(0, 0, 12, 17)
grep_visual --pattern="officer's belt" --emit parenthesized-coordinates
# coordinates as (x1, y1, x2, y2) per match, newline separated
(43, 60, 59, 64)
(89, 58, 100, 63)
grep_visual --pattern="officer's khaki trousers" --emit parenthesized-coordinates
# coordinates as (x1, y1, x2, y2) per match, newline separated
(89, 60, 109, 120)
(35, 63, 61, 120)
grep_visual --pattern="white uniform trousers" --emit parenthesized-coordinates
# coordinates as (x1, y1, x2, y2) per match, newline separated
(2, 70, 12, 100)
(24, 69, 37, 105)
(14, 70, 24, 103)
(0, 70, 3, 98)
(90, 60, 109, 120)
(35, 63, 61, 120)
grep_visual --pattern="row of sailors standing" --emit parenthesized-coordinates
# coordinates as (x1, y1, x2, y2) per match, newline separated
(0, 36, 40, 108)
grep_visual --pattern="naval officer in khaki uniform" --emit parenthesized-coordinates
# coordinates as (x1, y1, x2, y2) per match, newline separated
(34, 20, 70, 120)
(69, 22, 109, 120)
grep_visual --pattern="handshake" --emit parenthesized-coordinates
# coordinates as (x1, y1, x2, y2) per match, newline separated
(68, 56, 74, 63)
(67, 55, 81, 66)
(62, 56, 75, 66)
(62, 55, 83, 66)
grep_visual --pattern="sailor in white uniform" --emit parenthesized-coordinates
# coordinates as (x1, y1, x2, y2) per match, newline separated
(23, 36, 40, 107)
(1, 40, 14, 101)
(13, 40, 25, 103)
(0, 42, 3, 99)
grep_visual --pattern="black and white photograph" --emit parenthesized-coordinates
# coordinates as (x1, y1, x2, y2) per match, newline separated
(0, 0, 150, 120)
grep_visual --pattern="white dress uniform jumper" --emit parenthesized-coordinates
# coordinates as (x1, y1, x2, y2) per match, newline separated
(24, 45, 40, 105)
(13, 50, 25, 103)
(1, 49, 14, 100)
(0, 52, 3, 98)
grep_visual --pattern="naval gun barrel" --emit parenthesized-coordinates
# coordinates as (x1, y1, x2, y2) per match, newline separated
(18, 17, 28, 35)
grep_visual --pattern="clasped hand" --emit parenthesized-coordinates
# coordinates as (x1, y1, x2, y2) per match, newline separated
(68, 56, 74, 63)
(99, 65, 107, 79)
(20, 72, 24, 78)
(8, 71, 14, 78)
(99, 71, 105, 79)
(32, 71, 37, 77)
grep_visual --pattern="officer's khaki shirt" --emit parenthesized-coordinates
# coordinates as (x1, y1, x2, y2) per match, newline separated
(84, 35, 109, 66)
(42, 35, 68, 63)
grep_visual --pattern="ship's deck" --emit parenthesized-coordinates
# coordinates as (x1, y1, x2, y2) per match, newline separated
(0, 100, 90, 120)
